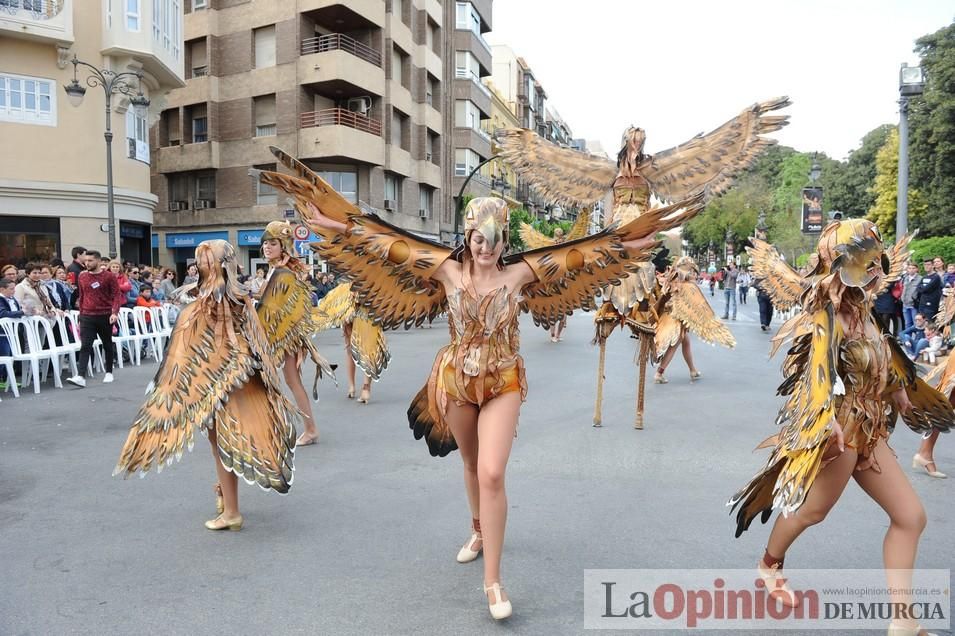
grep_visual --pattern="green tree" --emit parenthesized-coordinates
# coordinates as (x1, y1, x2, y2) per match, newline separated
(867, 128, 927, 239)
(909, 20, 955, 237)
(508, 207, 533, 251)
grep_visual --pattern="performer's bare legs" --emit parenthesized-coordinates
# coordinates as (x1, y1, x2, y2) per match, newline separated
(285, 352, 317, 445)
(550, 317, 566, 342)
(207, 427, 241, 526)
(914, 430, 945, 478)
(656, 333, 699, 382)
(342, 322, 372, 402)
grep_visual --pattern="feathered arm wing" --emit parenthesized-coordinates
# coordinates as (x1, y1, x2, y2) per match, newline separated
(257, 268, 318, 362)
(746, 238, 805, 311)
(312, 282, 356, 331)
(882, 320, 955, 435)
(509, 193, 706, 328)
(518, 222, 556, 249)
(496, 128, 617, 207)
(876, 232, 915, 295)
(349, 312, 391, 381)
(114, 300, 297, 492)
(667, 281, 736, 348)
(641, 97, 791, 204)
(566, 208, 592, 241)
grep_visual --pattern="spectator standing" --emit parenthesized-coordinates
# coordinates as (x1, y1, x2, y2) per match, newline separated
(900, 262, 921, 330)
(914, 258, 943, 321)
(721, 262, 738, 320)
(737, 268, 752, 305)
(249, 268, 267, 295)
(182, 263, 199, 285)
(756, 284, 774, 332)
(42, 264, 72, 311)
(66, 251, 121, 387)
(159, 268, 178, 300)
(874, 284, 901, 335)
(15, 262, 59, 317)
(944, 263, 955, 288)
(66, 246, 86, 286)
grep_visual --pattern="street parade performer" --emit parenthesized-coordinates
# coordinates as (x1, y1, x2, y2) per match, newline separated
(256, 220, 335, 447)
(254, 144, 704, 621)
(113, 239, 298, 531)
(729, 222, 954, 636)
(313, 279, 390, 404)
(496, 97, 790, 428)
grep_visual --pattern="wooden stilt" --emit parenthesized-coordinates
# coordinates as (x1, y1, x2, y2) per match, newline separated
(635, 334, 649, 429)
(593, 339, 607, 427)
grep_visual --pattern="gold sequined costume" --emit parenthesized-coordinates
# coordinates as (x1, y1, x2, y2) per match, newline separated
(729, 222, 954, 536)
(497, 98, 790, 428)
(114, 240, 298, 493)
(253, 146, 705, 456)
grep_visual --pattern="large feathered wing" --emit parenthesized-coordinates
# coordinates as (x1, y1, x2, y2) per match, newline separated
(641, 97, 792, 204)
(882, 320, 954, 435)
(875, 232, 915, 295)
(566, 208, 592, 241)
(509, 193, 706, 328)
(312, 282, 356, 331)
(729, 306, 842, 537)
(925, 352, 955, 399)
(350, 312, 391, 381)
(746, 238, 805, 311)
(496, 128, 617, 207)
(666, 280, 736, 348)
(518, 222, 556, 249)
(114, 299, 297, 492)
(257, 268, 317, 362)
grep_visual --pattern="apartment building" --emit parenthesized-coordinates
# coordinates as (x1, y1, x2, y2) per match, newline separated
(151, 0, 492, 270)
(0, 0, 184, 265)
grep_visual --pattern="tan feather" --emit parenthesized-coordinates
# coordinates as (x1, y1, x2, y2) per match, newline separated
(312, 282, 356, 331)
(746, 238, 805, 311)
(667, 280, 736, 348)
(518, 222, 557, 250)
(349, 313, 391, 380)
(875, 232, 916, 296)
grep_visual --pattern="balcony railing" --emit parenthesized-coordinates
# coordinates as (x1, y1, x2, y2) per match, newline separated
(0, 0, 63, 19)
(301, 33, 382, 67)
(300, 108, 382, 136)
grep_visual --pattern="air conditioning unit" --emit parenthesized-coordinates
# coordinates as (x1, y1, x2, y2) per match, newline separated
(168, 201, 188, 211)
(194, 199, 213, 209)
(128, 138, 137, 158)
(346, 96, 372, 116)
(383, 199, 396, 211)
(418, 208, 429, 219)
(192, 66, 209, 78)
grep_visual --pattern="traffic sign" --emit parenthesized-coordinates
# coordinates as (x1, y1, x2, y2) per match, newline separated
(294, 240, 311, 255)
(293, 225, 309, 240)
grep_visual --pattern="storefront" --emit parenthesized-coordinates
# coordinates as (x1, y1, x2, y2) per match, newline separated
(165, 231, 229, 278)
(119, 221, 151, 266)
(0, 215, 60, 265)
(237, 228, 264, 274)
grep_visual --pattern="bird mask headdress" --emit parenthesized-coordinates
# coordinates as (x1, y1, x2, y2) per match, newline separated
(464, 197, 510, 252)
(816, 218, 889, 289)
(261, 220, 296, 258)
(672, 256, 700, 281)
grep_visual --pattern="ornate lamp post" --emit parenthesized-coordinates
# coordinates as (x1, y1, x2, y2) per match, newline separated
(63, 56, 150, 259)
(755, 210, 768, 241)
(897, 62, 925, 238)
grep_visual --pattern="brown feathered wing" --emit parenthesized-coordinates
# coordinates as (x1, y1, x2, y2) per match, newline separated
(746, 238, 806, 311)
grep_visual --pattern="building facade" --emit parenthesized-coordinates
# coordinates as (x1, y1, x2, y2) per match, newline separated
(150, 0, 492, 270)
(0, 0, 185, 265)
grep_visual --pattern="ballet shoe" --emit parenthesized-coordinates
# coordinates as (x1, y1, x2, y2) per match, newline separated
(456, 531, 482, 563)
(912, 454, 946, 478)
(483, 582, 512, 620)
(204, 514, 243, 531)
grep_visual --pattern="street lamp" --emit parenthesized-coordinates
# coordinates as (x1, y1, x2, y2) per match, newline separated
(808, 156, 822, 185)
(491, 172, 511, 200)
(63, 55, 150, 259)
(896, 62, 925, 238)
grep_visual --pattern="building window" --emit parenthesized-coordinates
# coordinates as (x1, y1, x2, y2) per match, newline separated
(168, 173, 190, 209)
(195, 172, 216, 206)
(255, 163, 278, 205)
(125, 107, 149, 163)
(189, 39, 208, 78)
(427, 131, 439, 163)
(426, 74, 437, 107)
(391, 46, 404, 85)
(455, 2, 481, 35)
(455, 99, 481, 130)
(455, 51, 480, 80)
(253, 94, 276, 137)
(254, 25, 276, 69)
(455, 149, 480, 177)
(391, 0, 402, 17)
(126, 0, 140, 31)
(384, 172, 400, 210)
(316, 170, 358, 203)
(419, 185, 433, 218)
(391, 109, 408, 150)
(187, 103, 208, 143)
(162, 109, 181, 146)
(153, 0, 181, 59)
(193, 0, 207, 8)
(0, 73, 56, 126)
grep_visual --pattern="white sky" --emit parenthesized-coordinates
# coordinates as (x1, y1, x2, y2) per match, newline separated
(486, 0, 954, 161)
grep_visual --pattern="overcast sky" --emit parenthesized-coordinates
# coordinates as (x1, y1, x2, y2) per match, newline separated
(486, 1, 953, 161)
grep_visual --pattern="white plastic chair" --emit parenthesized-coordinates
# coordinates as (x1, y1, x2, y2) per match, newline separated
(27, 315, 77, 381)
(0, 352, 18, 398)
(115, 307, 144, 366)
(0, 317, 57, 393)
(132, 306, 163, 362)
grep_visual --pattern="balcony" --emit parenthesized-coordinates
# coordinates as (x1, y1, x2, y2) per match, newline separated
(453, 127, 492, 160)
(0, 0, 73, 44)
(454, 30, 491, 75)
(155, 141, 219, 174)
(299, 35, 385, 97)
(299, 109, 384, 164)
(300, 0, 384, 28)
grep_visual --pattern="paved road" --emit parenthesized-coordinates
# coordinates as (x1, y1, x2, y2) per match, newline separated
(1, 290, 952, 635)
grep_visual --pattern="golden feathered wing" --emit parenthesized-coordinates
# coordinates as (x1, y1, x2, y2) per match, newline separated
(114, 297, 297, 493)
(257, 268, 318, 362)
(350, 312, 391, 381)
(875, 232, 915, 295)
(518, 209, 593, 250)
(312, 282, 356, 331)
(746, 238, 806, 311)
(655, 280, 735, 358)
(882, 323, 954, 435)
(729, 306, 842, 537)
(496, 128, 617, 207)
(640, 97, 792, 203)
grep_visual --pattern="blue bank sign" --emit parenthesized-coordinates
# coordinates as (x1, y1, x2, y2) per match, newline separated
(165, 231, 229, 249)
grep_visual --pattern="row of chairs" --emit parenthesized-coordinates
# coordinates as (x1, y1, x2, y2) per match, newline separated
(0, 305, 176, 399)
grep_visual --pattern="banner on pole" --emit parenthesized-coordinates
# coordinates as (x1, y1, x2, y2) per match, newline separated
(801, 187, 824, 233)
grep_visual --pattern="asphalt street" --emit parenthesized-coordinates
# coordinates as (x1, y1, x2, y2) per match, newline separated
(1, 289, 952, 635)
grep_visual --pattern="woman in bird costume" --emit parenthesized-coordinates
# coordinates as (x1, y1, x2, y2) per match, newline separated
(653, 256, 735, 384)
(915, 292, 955, 478)
(729, 221, 953, 636)
(113, 240, 297, 531)
(312, 280, 391, 404)
(496, 97, 790, 428)
(253, 145, 703, 620)
(256, 220, 335, 447)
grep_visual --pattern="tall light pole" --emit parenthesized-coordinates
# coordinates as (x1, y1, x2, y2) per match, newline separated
(896, 62, 924, 239)
(63, 56, 150, 259)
